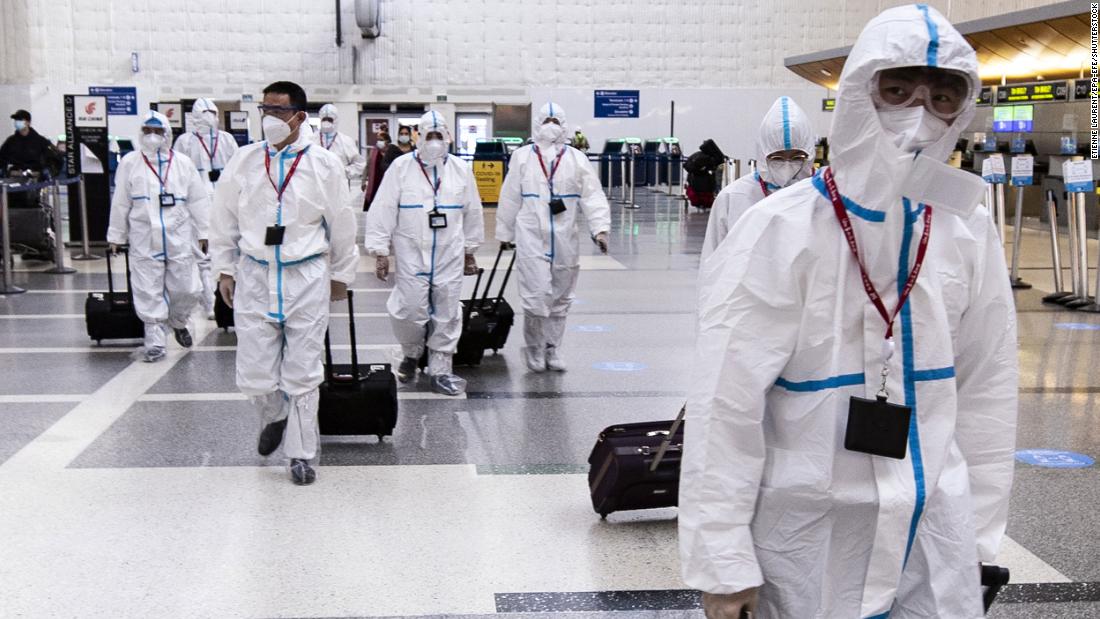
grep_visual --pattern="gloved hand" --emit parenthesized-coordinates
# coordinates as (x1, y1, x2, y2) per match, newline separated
(217, 275, 236, 308)
(702, 588, 759, 619)
(198, 239, 209, 254)
(108, 244, 120, 256)
(594, 231, 609, 254)
(464, 253, 478, 275)
(499, 241, 515, 251)
(375, 255, 390, 281)
(330, 280, 348, 301)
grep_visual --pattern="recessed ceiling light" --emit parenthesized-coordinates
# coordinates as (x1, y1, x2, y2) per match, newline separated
(820, 69, 832, 77)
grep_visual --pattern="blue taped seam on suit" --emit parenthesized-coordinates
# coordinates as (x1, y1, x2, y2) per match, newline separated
(913, 366, 954, 382)
(552, 193, 581, 199)
(899, 197, 927, 566)
(865, 612, 891, 619)
(521, 193, 540, 198)
(916, 4, 939, 67)
(812, 173, 886, 222)
(131, 195, 150, 200)
(156, 151, 169, 266)
(781, 97, 792, 150)
(774, 372, 865, 392)
(436, 204, 463, 209)
(427, 165, 440, 315)
(399, 204, 424, 209)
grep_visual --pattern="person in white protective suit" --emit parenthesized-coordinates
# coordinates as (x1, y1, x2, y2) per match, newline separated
(173, 98, 239, 319)
(364, 110, 484, 396)
(680, 6, 1017, 619)
(312, 103, 366, 188)
(211, 81, 358, 486)
(107, 110, 209, 363)
(700, 96, 816, 262)
(496, 102, 611, 372)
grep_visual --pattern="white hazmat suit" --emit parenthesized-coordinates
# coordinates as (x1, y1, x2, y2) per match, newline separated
(496, 102, 611, 371)
(107, 110, 209, 355)
(211, 127, 358, 462)
(364, 110, 484, 392)
(174, 98, 239, 315)
(680, 5, 1017, 618)
(701, 96, 816, 262)
(312, 103, 365, 187)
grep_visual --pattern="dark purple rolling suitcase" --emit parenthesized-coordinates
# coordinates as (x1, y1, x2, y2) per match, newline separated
(588, 404, 685, 518)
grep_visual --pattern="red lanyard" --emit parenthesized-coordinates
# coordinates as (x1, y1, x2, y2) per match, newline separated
(416, 155, 442, 199)
(264, 148, 307, 203)
(757, 174, 771, 197)
(822, 168, 932, 341)
(197, 131, 218, 162)
(141, 151, 174, 192)
(534, 145, 566, 192)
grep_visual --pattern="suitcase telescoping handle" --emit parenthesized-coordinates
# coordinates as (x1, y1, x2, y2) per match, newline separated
(465, 268, 484, 323)
(480, 244, 505, 306)
(105, 246, 134, 298)
(494, 248, 517, 309)
(323, 289, 360, 382)
(649, 402, 687, 472)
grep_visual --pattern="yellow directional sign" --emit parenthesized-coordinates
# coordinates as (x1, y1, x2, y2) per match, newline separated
(473, 160, 504, 204)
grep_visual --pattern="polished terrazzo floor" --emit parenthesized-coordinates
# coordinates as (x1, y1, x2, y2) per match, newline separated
(0, 185, 1097, 618)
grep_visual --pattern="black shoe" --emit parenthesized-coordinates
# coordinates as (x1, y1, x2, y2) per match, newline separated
(290, 459, 316, 485)
(173, 328, 193, 348)
(257, 419, 287, 456)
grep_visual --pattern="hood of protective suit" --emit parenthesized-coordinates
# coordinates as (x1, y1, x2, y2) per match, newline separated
(534, 102, 568, 148)
(830, 4, 980, 212)
(319, 103, 339, 127)
(139, 110, 173, 153)
(191, 98, 219, 129)
(757, 96, 816, 186)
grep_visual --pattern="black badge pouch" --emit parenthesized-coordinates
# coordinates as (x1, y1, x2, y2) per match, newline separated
(844, 395, 911, 459)
(159, 193, 176, 207)
(549, 197, 567, 215)
(208, 169, 221, 183)
(428, 210, 448, 229)
(264, 225, 286, 246)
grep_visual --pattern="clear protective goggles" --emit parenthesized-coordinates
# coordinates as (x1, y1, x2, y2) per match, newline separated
(257, 104, 301, 119)
(870, 66, 973, 120)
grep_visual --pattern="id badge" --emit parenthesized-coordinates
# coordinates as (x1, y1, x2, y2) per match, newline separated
(264, 225, 286, 246)
(549, 197, 567, 215)
(429, 211, 448, 229)
(208, 169, 221, 183)
(844, 395, 911, 459)
(159, 193, 176, 207)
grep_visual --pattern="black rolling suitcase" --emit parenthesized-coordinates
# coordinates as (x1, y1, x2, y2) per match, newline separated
(588, 404, 685, 518)
(418, 267, 492, 368)
(213, 287, 234, 331)
(471, 245, 516, 353)
(318, 290, 399, 439)
(85, 248, 146, 344)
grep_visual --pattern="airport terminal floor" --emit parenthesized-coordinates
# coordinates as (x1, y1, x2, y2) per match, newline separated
(0, 188, 1097, 618)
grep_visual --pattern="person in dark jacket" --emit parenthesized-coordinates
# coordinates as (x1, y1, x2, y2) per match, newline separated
(0, 110, 62, 178)
(683, 138, 726, 209)
(362, 131, 404, 210)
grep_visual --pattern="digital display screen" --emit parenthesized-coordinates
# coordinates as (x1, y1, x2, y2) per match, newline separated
(993, 105, 1033, 133)
(995, 80, 1069, 104)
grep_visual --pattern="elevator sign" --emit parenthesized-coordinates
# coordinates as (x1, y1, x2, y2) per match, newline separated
(594, 90, 640, 118)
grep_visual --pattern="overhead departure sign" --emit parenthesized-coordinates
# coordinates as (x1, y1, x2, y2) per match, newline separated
(594, 90, 639, 118)
(996, 80, 1069, 104)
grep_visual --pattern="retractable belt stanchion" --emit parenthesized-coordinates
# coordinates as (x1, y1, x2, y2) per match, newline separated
(43, 179, 76, 274)
(625, 150, 639, 209)
(71, 175, 102, 260)
(1008, 185, 1030, 289)
(1059, 188, 1085, 306)
(1079, 193, 1100, 312)
(995, 183, 1007, 248)
(665, 150, 675, 196)
(734, 159, 741, 182)
(602, 154, 611, 197)
(0, 184, 26, 295)
(618, 153, 628, 203)
(1064, 190, 1093, 309)
(1042, 189, 1073, 303)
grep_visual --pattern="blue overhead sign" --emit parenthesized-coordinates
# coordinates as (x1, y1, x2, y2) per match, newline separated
(594, 90, 639, 118)
(89, 86, 137, 116)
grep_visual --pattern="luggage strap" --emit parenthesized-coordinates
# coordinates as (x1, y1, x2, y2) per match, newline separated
(650, 402, 687, 472)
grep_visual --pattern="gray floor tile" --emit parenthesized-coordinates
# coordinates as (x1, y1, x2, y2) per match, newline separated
(0, 402, 74, 465)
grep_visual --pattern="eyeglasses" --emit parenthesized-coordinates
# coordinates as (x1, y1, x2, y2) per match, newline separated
(258, 104, 301, 119)
(141, 127, 166, 136)
(871, 66, 973, 120)
(765, 153, 809, 163)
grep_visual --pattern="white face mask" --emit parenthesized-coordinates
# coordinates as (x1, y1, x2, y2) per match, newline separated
(419, 139, 447, 163)
(262, 115, 293, 146)
(140, 133, 165, 153)
(13, 120, 26, 131)
(194, 112, 216, 129)
(878, 106, 950, 153)
(375, 140, 386, 149)
(320, 120, 335, 134)
(536, 122, 564, 144)
(398, 135, 411, 144)
(766, 159, 807, 187)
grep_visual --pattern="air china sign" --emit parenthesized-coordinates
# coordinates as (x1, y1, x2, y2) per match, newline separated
(74, 96, 108, 128)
